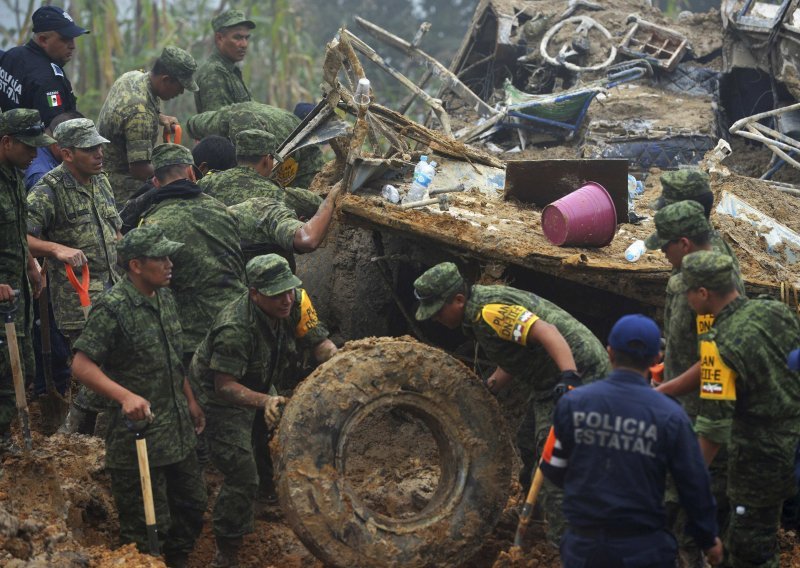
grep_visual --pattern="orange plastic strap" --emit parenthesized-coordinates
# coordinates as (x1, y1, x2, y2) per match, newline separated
(162, 124, 182, 145)
(541, 426, 557, 464)
(65, 264, 91, 307)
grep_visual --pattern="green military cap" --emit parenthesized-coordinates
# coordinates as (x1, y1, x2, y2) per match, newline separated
(246, 254, 302, 296)
(118, 225, 183, 262)
(152, 143, 194, 171)
(0, 109, 56, 147)
(235, 129, 276, 158)
(676, 250, 735, 292)
(413, 262, 465, 321)
(212, 9, 256, 32)
(654, 169, 711, 210)
(645, 200, 711, 250)
(158, 46, 198, 92)
(53, 118, 109, 148)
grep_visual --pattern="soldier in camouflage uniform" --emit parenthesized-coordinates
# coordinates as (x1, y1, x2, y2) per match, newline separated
(199, 129, 321, 218)
(194, 10, 255, 113)
(414, 262, 611, 545)
(71, 225, 206, 567)
(186, 101, 325, 189)
(645, 200, 743, 566)
(190, 254, 336, 567)
(228, 178, 342, 266)
(678, 251, 800, 568)
(139, 143, 246, 366)
(26, 118, 123, 434)
(97, 46, 198, 207)
(0, 109, 51, 448)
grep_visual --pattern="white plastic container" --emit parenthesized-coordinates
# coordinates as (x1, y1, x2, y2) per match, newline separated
(403, 156, 437, 204)
(625, 239, 647, 262)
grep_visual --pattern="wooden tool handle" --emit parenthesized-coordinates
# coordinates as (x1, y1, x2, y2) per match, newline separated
(136, 437, 160, 555)
(5, 321, 32, 450)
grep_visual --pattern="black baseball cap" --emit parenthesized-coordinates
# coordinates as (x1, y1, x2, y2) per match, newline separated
(32, 6, 89, 38)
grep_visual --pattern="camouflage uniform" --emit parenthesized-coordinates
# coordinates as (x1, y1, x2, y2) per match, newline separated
(646, 200, 742, 563)
(0, 109, 54, 436)
(199, 129, 322, 217)
(186, 101, 325, 189)
(680, 251, 800, 568)
(27, 118, 122, 333)
(194, 10, 255, 113)
(140, 143, 247, 358)
(97, 47, 198, 206)
(190, 255, 329, 540)
(414, 263, 611, 544)
(72, 226, 206, 558)
(228, 197, 302, 264)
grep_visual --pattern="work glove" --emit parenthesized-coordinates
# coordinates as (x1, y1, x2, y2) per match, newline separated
(263, 395, 288, 429)
(553, 370, 582, 401)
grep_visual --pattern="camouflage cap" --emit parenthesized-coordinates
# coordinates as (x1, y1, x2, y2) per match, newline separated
(158, 46, 198, 92)
(413, 262, 465, 321)
(53, 118, 109, 148)
(235, 129, 277, 158)
(212, 9, 256, 32)
(0, 109, 56, 147)
(676, 251, 735, 292)
(645, 200, 711, 250)
(246, 254, 302, 296)
(152, 143, 194, 171)
(654, 169, 711, 209)
(118, 225, 183, 262)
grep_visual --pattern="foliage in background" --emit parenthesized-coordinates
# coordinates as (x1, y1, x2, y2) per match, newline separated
(0, 0, 480, 127)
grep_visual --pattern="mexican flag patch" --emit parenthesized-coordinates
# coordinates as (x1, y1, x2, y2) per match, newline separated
(46, 91, 62, 108)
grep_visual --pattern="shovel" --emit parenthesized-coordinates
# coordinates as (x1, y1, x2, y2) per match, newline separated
(65, 264, 91, 321)
(38, 261, 69, 433)
(126, 414, 160, 556)
(1, 291, 33, 451)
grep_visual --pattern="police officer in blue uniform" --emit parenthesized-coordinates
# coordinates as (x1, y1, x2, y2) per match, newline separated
(541, 314, 723, 567)
(0, 6, 88, 125)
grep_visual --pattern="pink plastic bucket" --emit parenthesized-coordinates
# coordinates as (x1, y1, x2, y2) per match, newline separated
(541, 181, 617, 247)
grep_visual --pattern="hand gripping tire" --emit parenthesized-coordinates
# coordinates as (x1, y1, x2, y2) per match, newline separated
(272, 337, 513, 567)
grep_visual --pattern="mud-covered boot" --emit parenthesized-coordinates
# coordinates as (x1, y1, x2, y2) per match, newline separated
(211, 537, 242, 568)
(57, 403, 96, 434)
(163, 551, 188, 568)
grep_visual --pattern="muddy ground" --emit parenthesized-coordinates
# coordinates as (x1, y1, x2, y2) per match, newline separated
(3, 393, 800, 567)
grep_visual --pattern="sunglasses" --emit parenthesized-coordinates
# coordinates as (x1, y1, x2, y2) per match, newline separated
(10, 122, 46, 138)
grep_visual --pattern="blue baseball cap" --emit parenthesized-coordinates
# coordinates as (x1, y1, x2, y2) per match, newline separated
(608, 314, 661, 359)
(788, 349, 800, 372)
(32, 6, 89, 38)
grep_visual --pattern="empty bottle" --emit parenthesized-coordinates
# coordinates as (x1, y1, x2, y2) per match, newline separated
(625, 239, 647, 263)
(403, 156, 437, 204)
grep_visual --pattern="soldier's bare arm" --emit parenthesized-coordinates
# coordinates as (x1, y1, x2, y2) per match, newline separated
(486, 367, 513, 394)
(657, 361, 701, 397)
(527, 320, 578, 373)
(27, 234, 88, 266)
(293, 182, 343, 253)
(72, 350, 151, 421)
(312, 339, 337, 363)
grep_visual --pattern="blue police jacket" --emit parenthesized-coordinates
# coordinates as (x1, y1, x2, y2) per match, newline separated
(0, 40, 78, 126)
(24, 145, 59, 191)
(541, 369, 717, 550)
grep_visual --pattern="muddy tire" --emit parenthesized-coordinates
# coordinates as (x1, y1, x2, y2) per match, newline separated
(272, 337, 513, 568)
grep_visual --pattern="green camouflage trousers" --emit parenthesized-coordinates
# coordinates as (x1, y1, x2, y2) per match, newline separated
(724, 502, 782, 568)
(0, 333, 33, 433)
(206, 404, 259, 539)
(109, 452, 206, 557)
(517, 395, 565, 545)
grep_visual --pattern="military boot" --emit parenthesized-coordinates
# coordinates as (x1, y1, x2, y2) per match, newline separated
(211, 536, 242, 568)
(164, 551, 188, 568)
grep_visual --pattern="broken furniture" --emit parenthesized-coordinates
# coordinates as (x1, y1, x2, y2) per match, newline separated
(618, 16, 688, 72)
(729, 101, 800, 184)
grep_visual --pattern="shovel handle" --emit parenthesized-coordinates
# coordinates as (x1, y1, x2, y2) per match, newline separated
(135, 436, 160, 555)
(163, 124, 182, 145)
(65, 264, 91, 310)
(4, 319, 32, 451)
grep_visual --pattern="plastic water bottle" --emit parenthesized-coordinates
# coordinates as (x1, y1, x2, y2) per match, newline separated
(403, 156, 437, 204)
(627, 174, 644, 196)
(625, 239, 647, 262)
(381, 184, 400, 203)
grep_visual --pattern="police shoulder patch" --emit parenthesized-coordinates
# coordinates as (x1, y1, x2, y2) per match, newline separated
(50, 63, 64, 77)
(480, 303, 539, 346)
